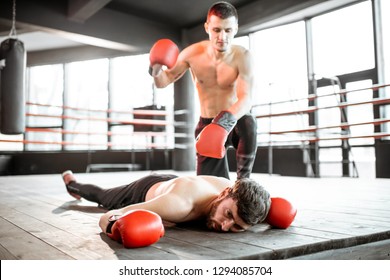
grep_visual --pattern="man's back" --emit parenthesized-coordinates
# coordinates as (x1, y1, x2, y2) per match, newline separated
(144, 175, 232, 223)
(150, 175, 230, 198)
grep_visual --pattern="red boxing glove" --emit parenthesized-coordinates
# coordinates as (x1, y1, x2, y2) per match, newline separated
(149, 39, 179, 76)
(196, 111, 237, 159)
(266, 197, 297, 229)
(107, 210, 165, 248)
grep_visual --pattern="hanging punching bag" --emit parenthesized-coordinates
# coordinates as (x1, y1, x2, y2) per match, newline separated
(0, 38, 26, 134)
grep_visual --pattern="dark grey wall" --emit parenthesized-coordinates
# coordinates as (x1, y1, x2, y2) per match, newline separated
(0, 150, 172, 175)
(0, 0, 361, 65)
(375, 141, 390, 178)
(1, 147, 309, 176)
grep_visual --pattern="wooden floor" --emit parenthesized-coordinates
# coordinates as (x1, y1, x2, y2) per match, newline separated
(1, 170, 390, 260)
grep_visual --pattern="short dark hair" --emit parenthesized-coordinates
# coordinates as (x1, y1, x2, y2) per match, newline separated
(207, 1, 238, 22)
(228, 178, 271, 225)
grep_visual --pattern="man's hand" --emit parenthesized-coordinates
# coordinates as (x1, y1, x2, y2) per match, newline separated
(106, 209, 165, 248)
(196, 111, 237, 158)
(149, 39, 179, 77)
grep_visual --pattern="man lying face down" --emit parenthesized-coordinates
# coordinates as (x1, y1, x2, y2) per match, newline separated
(62, 171, 271, 234)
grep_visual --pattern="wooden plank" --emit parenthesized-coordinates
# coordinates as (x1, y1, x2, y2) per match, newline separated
(218, 227, 335, 259)
(161, 226, 271, 259)
(1, 189, 271, 260)
(0, 243, 17, 260)
(0, 217, 74, 260)
(0, 198, 177, 260)
(1, 172, 390, 260)
(290, 238, 390, 260)
(292, 210, 390, 236)
(0, 206, 108, 260)
(2, 178, 195, 260)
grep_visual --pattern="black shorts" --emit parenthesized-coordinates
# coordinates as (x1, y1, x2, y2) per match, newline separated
(116, 173, 177, 208)
(69, 173, 177, 210)
(105, 173, 178, 209)
(195, 113, 257, 179)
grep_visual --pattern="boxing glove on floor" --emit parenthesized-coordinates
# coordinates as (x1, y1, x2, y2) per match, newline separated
(149, 38, 179, 76)
(107, 209, 165, 248)
(266, 197, 297, 229)
(196, 111, 237, 159)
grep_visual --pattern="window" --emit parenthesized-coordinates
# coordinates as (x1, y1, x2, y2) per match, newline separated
(380, 0, 390, 136)
(64, 59, 109, 150)
(310, 1, 377, 178)
(347, 80, 376, 178)
(233, 35, 250, 49)
(110, 54, 174, 150)
(346, 80, 375, 146)
(311, 1, 375, 77)
(251, 21, 308, 145)
(316, 84, 342, 148)
(26, 64, 64, 151)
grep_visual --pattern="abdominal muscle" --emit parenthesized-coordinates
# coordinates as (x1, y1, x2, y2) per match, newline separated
(197, 85, 237, 118)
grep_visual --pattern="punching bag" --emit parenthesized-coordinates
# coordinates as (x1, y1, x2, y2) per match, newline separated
(0, 38, 26, 134)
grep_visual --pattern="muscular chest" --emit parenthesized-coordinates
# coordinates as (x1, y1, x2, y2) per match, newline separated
(190, 56, 238, 88)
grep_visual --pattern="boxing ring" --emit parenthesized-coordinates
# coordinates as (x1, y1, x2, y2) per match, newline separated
(0, 170, 389, 260)
(0, 83, 390, 259)
(253, 82, 390, 178)
(1, 82, 390, 177)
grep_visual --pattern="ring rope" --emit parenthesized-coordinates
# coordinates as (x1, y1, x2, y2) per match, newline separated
(25, 112, 173, 126)
(258, 132, 390, 145)
(252, 83, 390, 108)
(255, 97, 390, 119)
(24, 127, 191, 138)
(26, 102, 169, 116)
(266, 118, 390, 135)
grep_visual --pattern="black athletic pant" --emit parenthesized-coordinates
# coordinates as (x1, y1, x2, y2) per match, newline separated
(195, 114, 257, 179)
(66, 173, 177, 210)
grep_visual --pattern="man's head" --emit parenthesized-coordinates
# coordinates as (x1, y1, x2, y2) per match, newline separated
(230, 178, 271, 225)
(205, 2, 239, 52)
(206, 1, 238, 23)
(206, 178, 271, 232)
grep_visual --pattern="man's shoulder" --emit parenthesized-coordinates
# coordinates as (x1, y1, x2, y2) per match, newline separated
(173, 175, 229, 191)
(232, 44, 250, 55)
(185, 41, 208, 52)
(180, 41, 207, 62)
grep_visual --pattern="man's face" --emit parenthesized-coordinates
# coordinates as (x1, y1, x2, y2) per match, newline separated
(205, 15, 238, 53)
(206, 196, 251, 232)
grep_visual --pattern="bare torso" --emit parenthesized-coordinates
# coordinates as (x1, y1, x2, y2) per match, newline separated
(145, 175, 231, 221)
(146, 175, 230, 201)
(185, 41, 246, 118)
(153, 40, 252, 119)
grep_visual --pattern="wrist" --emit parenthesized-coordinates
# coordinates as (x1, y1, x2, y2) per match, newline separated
(106, 215, 121, 234)
(212, 111, 237, 132)
(149, 64, 162, 77)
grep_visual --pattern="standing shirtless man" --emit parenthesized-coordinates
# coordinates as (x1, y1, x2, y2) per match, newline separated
(150, 2, 257, 179)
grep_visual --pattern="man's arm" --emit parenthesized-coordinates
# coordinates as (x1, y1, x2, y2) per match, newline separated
(99, 192, 192, 234)
(152, 48, 191, 88)
(227, 49, 254, 119)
